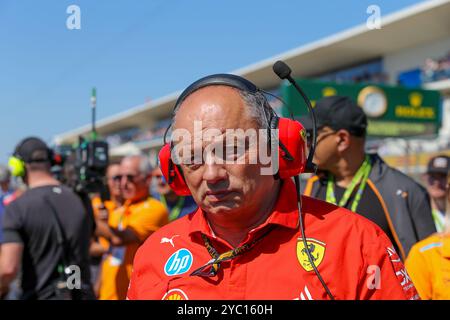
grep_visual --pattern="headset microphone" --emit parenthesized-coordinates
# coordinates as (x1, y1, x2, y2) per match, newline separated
(273, 60, 334, 300)
(272, 60, 292, 80)
(273, 61, 317, 174)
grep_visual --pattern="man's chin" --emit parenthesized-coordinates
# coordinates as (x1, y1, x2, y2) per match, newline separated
(123, 193, 134, 201)
(202, 201, 240, 215)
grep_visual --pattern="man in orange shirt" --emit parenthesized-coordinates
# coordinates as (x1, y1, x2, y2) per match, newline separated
(96, 155, 168, 300)
(127, 74, 418, 300)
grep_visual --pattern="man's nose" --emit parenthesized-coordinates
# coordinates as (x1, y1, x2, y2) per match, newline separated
(120, 177, 128, 189)
(202, 163, 227, 185)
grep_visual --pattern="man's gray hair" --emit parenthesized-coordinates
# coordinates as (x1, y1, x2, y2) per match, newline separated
(123, 155, 153, 176)
(238, 90, 272, 129)
(139, 155, 153, 175)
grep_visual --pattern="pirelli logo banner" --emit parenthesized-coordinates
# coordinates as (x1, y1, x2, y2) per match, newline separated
(281, 79, 442, 137)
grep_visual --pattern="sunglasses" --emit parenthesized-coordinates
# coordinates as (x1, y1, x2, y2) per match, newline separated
(316, 130, 336, 144)
(427, 174, 447, 183)
(154, 174, 167, 184)
(111, 174, 139, 182)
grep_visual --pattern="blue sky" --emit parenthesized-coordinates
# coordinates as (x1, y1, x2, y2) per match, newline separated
(0, 0, 423, 164)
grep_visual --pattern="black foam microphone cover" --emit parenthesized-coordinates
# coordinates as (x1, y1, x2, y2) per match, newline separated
(273, 60, 292, 80)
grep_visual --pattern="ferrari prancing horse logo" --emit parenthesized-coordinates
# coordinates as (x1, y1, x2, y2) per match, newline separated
(300, 128, 307, 143)
(296, 238, 326, 272)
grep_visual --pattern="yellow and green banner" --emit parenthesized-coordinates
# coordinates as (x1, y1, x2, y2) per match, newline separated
(281, 79, 442, 137)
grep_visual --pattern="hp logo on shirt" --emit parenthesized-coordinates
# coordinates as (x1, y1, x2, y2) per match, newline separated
(164, 249, 193, 276)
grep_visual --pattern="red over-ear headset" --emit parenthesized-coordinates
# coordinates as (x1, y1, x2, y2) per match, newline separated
(158, 74, 307, 196)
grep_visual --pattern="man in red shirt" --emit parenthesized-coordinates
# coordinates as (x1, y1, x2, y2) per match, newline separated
(127, 75, 418, 300)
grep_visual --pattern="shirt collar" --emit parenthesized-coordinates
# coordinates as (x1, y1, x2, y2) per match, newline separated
(126, 196, 150, 206)
(188, 178, 300, 238)
(122, 196, 150, 215)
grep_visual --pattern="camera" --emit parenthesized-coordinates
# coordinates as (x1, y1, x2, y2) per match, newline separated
(54, 137, 109, 196)
(73, 137, 109, 194)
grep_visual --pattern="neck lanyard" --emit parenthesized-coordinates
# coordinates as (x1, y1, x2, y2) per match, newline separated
(190, 226, 275, 277)
(431, 209, 445, 233)
(118, 206, 128, 230)
(161, 195, 185, 221)
(326, 155, 372, 212)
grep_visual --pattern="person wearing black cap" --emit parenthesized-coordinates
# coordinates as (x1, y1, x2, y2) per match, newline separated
(303, 96, 436, 260)
(0, 137, 95, 299)
(422, 155, 450, 232)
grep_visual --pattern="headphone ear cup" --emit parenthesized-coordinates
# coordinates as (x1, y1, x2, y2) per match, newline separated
(158, 144, 191, 196)
(48, 149, 63, 167)
(277, 117, 307, 179)
(8, 156, 26, 177)
(53, 153, 63, 166)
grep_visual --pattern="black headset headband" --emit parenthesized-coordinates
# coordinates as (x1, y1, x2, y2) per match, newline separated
(174, 74, 259, 110)
(14, 137, 51, 163)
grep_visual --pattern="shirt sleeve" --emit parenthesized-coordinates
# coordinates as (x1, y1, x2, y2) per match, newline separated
(405, 243, 432, 300)
(127, 201, 168, 242)
(126, 263, 139, 300)
(1, 202, 24, 244)
(358, 230, 420, 300)
(127, 237, 166, 300)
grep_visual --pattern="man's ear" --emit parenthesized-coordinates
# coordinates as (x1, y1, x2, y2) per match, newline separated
(335, 130, 351, 152)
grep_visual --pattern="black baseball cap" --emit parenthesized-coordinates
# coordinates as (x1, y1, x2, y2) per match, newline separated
(14, 137, 50, 163)
(299, 96, 368, 137)
(426, 155, 450, 175)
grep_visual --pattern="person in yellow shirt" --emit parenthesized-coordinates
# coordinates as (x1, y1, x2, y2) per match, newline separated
(95, 155, 168, 300)
(406, 173, 450, 300)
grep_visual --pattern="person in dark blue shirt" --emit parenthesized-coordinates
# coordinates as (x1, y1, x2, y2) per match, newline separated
(151, 167, 197, 221)
(0, 165, 14, 244)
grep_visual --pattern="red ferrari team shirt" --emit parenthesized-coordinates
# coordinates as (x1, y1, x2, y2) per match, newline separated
(127, 179, 419, 300)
